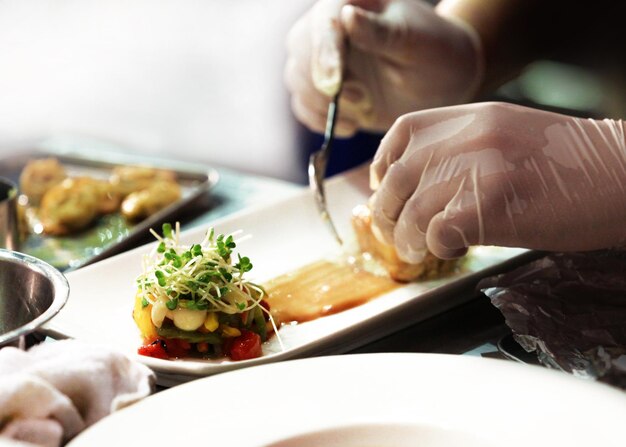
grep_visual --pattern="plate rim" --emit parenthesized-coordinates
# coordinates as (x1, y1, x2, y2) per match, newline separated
(67, 352, 626, 447)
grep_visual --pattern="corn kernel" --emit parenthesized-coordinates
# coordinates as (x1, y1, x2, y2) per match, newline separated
(220, 325, 241, 338)
(203, 312, 219, 332)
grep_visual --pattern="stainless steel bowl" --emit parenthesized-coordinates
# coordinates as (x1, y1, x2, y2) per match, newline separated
(0, 249, 69, 348)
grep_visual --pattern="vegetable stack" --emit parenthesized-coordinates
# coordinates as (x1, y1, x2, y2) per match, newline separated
(133, 223, 272, 361)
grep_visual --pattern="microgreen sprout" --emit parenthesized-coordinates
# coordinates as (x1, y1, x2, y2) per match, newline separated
(136, 222, 284, 353)
(137, 222, 267, 316)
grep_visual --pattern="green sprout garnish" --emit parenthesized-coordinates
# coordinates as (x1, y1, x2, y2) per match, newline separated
(162, 223, 173, 238)
(136, 222, 266, 316)
(235, 254, 253, 273)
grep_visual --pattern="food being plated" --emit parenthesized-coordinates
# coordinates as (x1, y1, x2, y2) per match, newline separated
(134, 223, 276, 361)
(133, 204, 459, 361)
(18, 158, 182, 236)
(264, 205, 460, 324)
(266, 259, 399, 323)
(351, 204, 458, 282)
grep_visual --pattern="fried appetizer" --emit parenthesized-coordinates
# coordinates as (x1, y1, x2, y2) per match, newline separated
(19, 157, 67, 206)
(39, 177, 101, 235)
(110, 165, 177, 197)
(134, 223, 275, 361)
(73, 176, 122, 215)
(121, 180, 182, 222)
(351, 205, 458, 282)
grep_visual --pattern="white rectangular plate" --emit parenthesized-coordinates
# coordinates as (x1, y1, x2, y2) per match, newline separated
(42, 164, 534, 386)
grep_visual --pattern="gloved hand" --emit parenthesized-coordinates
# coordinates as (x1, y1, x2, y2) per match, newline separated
(284, 0, 483, 137)
(369, 102, 626, 261)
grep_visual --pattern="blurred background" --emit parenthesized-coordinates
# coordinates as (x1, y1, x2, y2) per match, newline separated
(0, 0, 624, 185)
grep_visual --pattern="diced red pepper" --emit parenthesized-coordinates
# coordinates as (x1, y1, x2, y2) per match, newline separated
(165, 338, 192, 358)
(227, 329, 262, 361)
(138, 339, 168, 359)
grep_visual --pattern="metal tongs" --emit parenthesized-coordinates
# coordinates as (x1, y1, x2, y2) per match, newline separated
(308, 86, 343, 246)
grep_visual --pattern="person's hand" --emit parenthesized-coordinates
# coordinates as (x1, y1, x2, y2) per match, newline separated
(369, 102, 626, 261)
(284, 0, 483, 137)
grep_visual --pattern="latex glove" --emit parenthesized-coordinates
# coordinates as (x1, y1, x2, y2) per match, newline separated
(284, 0, 483, 137)
(369, 102, 626, 261)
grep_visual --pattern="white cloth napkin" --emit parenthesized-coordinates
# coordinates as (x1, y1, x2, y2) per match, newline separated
(0, 340, 156, 447)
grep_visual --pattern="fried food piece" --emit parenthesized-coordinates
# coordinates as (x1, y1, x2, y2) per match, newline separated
(19, 158, 67, 205)
(39, 177, 101, 235)
(110, 165, 177, 197)
(351, 204, 458, 282)
(72, 177, 122, 214)
(121, 180, 182, 221)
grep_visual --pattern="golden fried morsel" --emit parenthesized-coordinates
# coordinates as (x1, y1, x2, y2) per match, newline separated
(351, 204, 458, 282)
(121, 180, 182, 221)
(73, 177, 122, 214)
(39, 177, 101, 235)
(109, 165, 177, 197)
(19, 158, 67, 205)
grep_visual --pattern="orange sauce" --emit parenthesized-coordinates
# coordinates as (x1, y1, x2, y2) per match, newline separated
(265, 260, 400, 324)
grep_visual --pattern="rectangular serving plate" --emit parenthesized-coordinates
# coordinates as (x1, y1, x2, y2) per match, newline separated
(0, 139, 218, 271)
(42, 163, 538, 386)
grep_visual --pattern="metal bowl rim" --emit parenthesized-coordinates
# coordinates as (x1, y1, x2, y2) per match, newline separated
(0, 249, 70, 346)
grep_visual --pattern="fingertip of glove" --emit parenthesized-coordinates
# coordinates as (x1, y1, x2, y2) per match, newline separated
(369, 166, 381, 190)
(426, 214, 471, 259)
(397, 245, 428, 264)
(340, 4, 357, 27)
(312, 65, 342, 96)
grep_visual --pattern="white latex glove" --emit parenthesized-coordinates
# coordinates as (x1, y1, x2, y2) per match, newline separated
(284, 0, 483, 137)
(369, 102, 626, 261)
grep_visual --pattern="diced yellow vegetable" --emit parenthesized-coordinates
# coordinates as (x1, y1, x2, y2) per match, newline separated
(133, 293, 158, 341)
(203, 312, 219, 332)
(220, 325, 241, 338)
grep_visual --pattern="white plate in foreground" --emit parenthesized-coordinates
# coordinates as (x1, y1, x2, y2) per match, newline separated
(43, 164, 534, 386)
(68, 353, 626, 447)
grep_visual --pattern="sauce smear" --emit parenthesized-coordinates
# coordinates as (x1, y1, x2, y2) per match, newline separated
(265, 260, 399, 324)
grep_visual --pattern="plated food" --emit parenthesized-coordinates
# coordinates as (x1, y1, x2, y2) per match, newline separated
(19, 157, 182, 236)
(265, 259, 400, 324)
(133, 223, 277, 361)
(136, 203, 461, 362)
(131, 193, 464, 361)
(351, 204, 458, 282)
(264, 205, 460, 324)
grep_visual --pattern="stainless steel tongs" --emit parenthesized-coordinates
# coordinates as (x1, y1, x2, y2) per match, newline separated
(308, 87, 343, 246)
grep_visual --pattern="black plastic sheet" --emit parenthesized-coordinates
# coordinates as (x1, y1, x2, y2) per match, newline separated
(478, 251, 626, 388)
